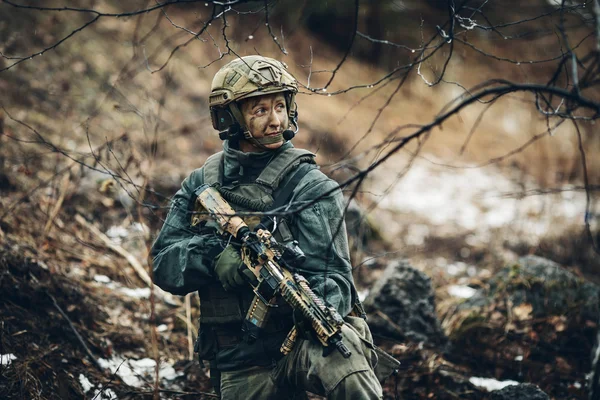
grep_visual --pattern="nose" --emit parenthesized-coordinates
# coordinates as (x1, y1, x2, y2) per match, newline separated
(268, 108, 281, 128)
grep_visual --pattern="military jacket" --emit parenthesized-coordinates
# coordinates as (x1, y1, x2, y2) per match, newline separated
(151, 141, 358, 370)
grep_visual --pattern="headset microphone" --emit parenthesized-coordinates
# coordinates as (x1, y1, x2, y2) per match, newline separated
(282, 129, 295, 140)
(283, 110, 299, 141)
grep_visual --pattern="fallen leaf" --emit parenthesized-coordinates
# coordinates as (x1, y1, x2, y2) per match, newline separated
(549, 316, 567, 332)
(512, 303, 533, 321)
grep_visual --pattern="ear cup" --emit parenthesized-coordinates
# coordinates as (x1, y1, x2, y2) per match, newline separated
(219, 123, 243, 141)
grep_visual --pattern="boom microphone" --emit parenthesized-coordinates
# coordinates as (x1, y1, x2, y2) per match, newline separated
(282, 129, 295, 140)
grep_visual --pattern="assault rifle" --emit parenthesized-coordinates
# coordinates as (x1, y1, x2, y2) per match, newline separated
(194, 184, 351, 359)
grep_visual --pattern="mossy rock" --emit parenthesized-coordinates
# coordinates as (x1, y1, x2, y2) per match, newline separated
(490, 383, 549, 400)
(445, 255, 599, 392)
(487, 255, 599, 321)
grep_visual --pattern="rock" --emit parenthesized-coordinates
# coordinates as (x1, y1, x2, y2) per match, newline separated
(589, 320, 600, 400)
(488, 255, 600, 321)
(445, 255, 599, 392)
(448, 255, 600, 334)
(489, 383, 549, 400)
(363, 259, 447, 347)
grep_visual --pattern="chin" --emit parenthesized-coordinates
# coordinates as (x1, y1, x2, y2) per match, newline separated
(262, 140, 284, 150)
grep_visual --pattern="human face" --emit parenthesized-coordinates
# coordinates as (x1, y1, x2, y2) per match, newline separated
(239, 93, 288, 152)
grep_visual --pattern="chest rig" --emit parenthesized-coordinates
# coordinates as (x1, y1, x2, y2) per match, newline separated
(194, 147, 316, 325)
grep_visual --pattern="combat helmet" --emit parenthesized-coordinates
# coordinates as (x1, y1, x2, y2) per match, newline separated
(209, 55, 299, 144)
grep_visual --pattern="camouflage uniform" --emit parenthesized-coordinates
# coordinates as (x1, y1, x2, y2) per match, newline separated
(151, 56, 397, 399)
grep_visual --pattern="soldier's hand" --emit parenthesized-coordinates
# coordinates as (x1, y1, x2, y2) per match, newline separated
(293, 308, 316, 342)
(214, 244, 251, 291)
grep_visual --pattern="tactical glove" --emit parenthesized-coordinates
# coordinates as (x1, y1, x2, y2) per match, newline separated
(293, 308, 316, 343)
(214, 244, 254, 291)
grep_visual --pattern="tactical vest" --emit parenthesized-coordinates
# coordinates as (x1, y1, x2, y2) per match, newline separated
(197, 147, 316, 326)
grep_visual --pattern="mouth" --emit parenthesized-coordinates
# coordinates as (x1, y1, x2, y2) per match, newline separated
(265, 131, 281, 137)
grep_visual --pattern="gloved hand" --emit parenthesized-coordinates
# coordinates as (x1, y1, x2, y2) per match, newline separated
(293, 308, 316, 342)
(214, 244, 254, 291)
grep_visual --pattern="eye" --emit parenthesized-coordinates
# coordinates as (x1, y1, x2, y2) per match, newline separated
(276, 103, 286, 111)
(254, 107, 266, 116)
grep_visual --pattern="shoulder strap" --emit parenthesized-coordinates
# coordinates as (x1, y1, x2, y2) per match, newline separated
(271, 162, 316, 211)
(255, 147, 315, 190)
(260, 162, 317, 231)
(202, 151, 224, 185)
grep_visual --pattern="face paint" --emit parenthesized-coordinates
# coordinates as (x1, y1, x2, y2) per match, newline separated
(239, 93, 288, 152)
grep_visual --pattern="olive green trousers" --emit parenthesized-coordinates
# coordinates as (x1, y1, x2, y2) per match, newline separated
(219, 317, 383, 399)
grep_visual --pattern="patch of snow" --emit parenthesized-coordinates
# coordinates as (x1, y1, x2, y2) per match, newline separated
(467, 265, 477, 277)
(106, 223, 150, 245)
(98, 356, 183, 387)
(405, 224, 430, 246)
(131, 222, 149, 235)
(469, 376, 519, 391)
(375, 159, 588, 244)
(93, 385, 118, 400)
(118, 287, 151, 299)
(78, 374, 94, 393)
(446, 261, 466, 276)
(159, 364, 180, 381)
(591, 331, 600, 389)
(448, 285, 477, 299)
(357, 289, 370, 302)
(0, 354, 16, 366)
(93, 275, 152, 299)
(106, 226, 129, 244)
(94, 274, 111, 283)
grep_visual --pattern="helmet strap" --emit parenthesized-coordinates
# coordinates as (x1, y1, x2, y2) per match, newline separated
(251, 133, 284, 145)
(228, 103, 248, 132)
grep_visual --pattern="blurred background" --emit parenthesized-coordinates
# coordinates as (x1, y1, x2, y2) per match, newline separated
(1, 1, 599, 399)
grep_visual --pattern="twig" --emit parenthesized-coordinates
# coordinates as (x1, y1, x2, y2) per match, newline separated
(264, 0, 287, 54)
(322, 0, 359, 89)
(127, 389, 219, 398)
(185, 293, 194, 360)
(43, 172, 71, 236)
(73, 215, 182, 308)
(74, 214, 153, 287)
(376, 310, 406, 335)
(572, 119, 600, 255)
(46, 290, 103, 371)
(593, 0, 600, 51)
(175, 311, 198, 337)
